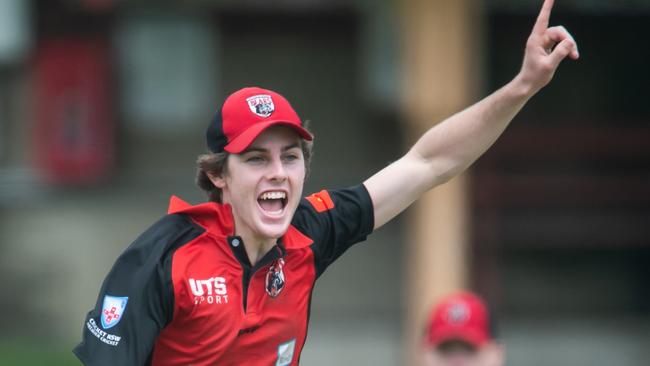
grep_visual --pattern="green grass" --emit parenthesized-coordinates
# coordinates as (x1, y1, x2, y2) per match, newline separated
(0, 342, 80, 366)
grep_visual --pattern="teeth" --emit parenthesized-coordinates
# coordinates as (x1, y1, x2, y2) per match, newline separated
(259, 191, 286, 200)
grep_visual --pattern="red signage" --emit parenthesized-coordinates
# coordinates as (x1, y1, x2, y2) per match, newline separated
(34, 38, 114, 185)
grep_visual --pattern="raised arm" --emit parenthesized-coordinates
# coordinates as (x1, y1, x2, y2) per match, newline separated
(365, 0, 578, 229)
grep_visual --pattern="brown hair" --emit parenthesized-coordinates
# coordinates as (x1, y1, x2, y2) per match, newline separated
(196, 136, 313, 203)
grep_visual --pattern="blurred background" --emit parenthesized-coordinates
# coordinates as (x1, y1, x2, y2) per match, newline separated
(0, 0, 648, 365)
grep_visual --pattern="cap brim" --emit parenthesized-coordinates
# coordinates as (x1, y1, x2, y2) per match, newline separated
(427, 326, 489, 348)
(224, 120, 313, 154)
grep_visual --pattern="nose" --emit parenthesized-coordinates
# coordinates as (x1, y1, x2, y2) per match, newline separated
(265, 155, 288, 182)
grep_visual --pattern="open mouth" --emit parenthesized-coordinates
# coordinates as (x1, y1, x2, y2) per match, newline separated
(257, 190, 288, 216)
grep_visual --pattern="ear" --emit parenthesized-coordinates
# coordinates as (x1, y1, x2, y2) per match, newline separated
(207, 172, 227, 189)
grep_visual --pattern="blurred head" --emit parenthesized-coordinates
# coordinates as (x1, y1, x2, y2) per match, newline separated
(423, 291, 504, 366)
(196, 87, 313, 242)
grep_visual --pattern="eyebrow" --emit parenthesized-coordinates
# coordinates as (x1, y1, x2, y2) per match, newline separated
(242, 143, 300, 154)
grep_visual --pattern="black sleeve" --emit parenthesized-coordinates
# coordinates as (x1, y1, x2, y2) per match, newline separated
(292, 183, 375, 277)
(73, 214, 204, 366)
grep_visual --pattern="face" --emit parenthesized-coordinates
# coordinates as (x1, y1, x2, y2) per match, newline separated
(210, 126, 305, 246)
(424, 340, 504, 366)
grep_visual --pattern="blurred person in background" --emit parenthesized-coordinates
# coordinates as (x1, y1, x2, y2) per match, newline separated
(73, 0, 577, 365)
(423, 292, 504, 366)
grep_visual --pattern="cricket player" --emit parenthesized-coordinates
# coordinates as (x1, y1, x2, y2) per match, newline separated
(423, 292, 504, 366)
(74, 0, 578, 364)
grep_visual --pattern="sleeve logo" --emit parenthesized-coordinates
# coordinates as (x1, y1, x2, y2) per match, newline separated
(305, 190, 335, 213)
(101, 295, 128, 329)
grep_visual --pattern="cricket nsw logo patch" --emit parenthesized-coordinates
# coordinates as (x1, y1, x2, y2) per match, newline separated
(246, 94, 274, 117)
(101, 295, 128, 329)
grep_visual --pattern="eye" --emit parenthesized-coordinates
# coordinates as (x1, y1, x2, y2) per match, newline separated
(283, 153, 299, 162)
(245, 155, 265, 163)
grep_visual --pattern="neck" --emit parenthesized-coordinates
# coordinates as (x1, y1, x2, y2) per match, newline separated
(239, 233, 276, 266)
(223, 197, 279, 266)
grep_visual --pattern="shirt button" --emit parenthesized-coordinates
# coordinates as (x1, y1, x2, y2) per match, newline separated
(231, 238, 240, 247)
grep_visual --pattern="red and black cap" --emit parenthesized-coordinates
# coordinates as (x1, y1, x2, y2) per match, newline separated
(425, 291, 494, 348)
(206, 87, 313, 154)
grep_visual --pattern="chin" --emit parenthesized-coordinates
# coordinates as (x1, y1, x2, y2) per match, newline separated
(256, 221, 291, 240)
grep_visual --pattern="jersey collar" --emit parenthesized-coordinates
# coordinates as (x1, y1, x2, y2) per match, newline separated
(167, 196, 313, 248)
(168, 195, 235, 236)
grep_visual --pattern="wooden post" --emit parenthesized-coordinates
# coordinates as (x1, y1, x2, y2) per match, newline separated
(399, 0, 482, 365)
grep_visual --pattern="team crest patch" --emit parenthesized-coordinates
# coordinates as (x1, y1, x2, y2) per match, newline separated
(266, 258, 286, 298)
(101, 295, 128, 329)
(246, 94, 274, 117)
(276, 339, 296, 366)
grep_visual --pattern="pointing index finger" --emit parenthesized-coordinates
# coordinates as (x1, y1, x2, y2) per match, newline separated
(533, 0, 555, 35)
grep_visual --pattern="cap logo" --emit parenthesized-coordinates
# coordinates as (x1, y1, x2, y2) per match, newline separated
(445, 302, 470, 324)
(246, 94, 274, 118)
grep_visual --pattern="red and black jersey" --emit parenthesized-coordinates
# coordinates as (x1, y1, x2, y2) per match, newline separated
(73, 184, 374, 366)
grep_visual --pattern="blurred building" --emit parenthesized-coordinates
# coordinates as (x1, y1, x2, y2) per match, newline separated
(0, 0, 648, 365)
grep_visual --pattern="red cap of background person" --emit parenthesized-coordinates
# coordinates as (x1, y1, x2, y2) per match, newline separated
(206, 87, 313, 154)
(425, 291, 492, 348)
